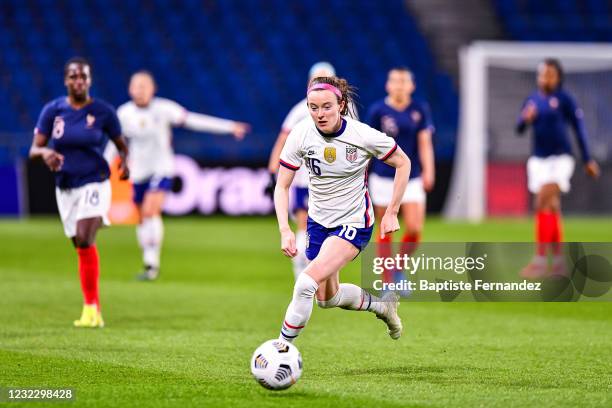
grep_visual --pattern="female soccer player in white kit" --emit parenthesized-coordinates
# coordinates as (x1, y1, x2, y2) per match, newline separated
(274, 76, 410, 342)
(267, 62, 338, 280)
(117, 71, 250, 280)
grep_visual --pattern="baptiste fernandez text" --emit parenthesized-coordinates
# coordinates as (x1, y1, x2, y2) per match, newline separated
(373, 279, 542, 292)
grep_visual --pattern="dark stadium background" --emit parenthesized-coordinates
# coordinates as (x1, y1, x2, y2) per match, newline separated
(0, 0, 610, 216)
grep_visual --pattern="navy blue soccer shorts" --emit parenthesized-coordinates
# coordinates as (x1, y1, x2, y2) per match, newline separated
(132, 176, 173, 204)
(305, 217, 373, 261)
(292, 186, 309, 213)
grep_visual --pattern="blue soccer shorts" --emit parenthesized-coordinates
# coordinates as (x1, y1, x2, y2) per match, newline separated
(305, 217, 373, 261)
(132, 176, 173, 204)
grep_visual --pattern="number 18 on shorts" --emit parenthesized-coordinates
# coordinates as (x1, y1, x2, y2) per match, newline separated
(55, 180, 111, 237)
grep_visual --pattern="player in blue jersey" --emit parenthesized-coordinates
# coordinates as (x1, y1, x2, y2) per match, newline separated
(29, 57, 129, 327)
(516, 58, 600, 278)
(366, 67, 435, 286)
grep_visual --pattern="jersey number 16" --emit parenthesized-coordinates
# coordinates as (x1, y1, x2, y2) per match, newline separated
(304, 157, 322, 176)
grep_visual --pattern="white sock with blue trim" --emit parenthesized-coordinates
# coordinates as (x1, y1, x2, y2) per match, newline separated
(317, 283, 385, 315)
(280, 273, 318, 343)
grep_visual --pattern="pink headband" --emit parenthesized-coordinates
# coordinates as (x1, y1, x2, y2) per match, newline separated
(307, 83, 342, 98)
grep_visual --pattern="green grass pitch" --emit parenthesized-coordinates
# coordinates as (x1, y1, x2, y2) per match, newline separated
(0, 216, 611, 407)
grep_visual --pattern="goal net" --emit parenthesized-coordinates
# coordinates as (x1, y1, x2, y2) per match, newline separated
(445, 41, 612, 221)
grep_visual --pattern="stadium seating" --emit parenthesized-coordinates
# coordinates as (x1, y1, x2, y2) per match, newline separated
(495, 0, 612, 42)
(0, 0, 457, 165)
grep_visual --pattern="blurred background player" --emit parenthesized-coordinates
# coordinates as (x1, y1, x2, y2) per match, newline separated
(115, 70, 250, 281)
(275, 75, 410, 343)
(516, 58, 600, 278)
(29, 57, 130, 328)
(367, 67, 435, 286)
(266, 62, 337, 280)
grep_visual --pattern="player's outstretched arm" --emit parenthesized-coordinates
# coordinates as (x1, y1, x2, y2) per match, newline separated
(264, 129, 292, 198)
(110, 136, 130, 180)
(29, 133, 64, 172)
(380, 147, 411, 238)
(267, 129, 291, 174)
(182, 111, 250, 140)
(418, 129, 435, 192)
(274, 166, 297, 258)
(563, 95, 601, 179)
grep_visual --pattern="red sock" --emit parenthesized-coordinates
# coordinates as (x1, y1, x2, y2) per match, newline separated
(551, 211, 563, 255)
(377, 232, 393, 246)
(400, 232, 420, 256)
(377, 232, 393, 283)
(77, 245, 100, 309)
(536, 211, 555, 256)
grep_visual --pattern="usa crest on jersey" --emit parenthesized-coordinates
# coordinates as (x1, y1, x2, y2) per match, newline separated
(346, 146, 358, 163)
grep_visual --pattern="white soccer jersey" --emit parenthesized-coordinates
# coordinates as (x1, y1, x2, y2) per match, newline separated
(281, 99, 312, 187)
(118, 97, 185, 182)
(118, 97, 236, 183)
(280, 117, 398, 229)
(281, 99, 359, 188)
(281, 98, 309, 131)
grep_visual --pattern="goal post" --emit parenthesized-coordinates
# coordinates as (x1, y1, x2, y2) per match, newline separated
(444, 41, 612, 222)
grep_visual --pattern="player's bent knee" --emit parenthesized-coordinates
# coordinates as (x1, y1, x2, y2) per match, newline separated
(142, 210, 154, 219)
(141, 206, 161, 219)
(405, 224, 422, 236)
(302, 260, 326, 283)
(74, 235, 94, 248)
(293, 272, 318, 299)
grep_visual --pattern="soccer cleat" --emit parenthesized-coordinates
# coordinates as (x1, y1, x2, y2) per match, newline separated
(73, 304, 104, 328)
(376, 292, 402, 340)
(393, 270, 412, 298)
(136, 265, 159, 281)
(549, 258, 570, 279)
(520, 257, 548, 280)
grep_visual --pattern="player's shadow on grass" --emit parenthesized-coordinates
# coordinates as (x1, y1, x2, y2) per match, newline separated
(264, 391, 310, 398)
(343, 365, 565, 389)
(342, 365, 489, 383)
(343, 365, 445, 376)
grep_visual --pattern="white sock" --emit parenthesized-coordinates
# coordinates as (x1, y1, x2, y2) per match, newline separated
(292, 230, 309, 280)
(136, 221, 147, 248)
(533, 255, 547, 266)
(280, 273, 318, 342)
(316, 283, 386, 315)
(140, 216, 163, 268)
(552, 254, 565, 267)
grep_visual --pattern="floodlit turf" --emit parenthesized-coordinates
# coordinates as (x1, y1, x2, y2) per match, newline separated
(0, 216, 611, 407)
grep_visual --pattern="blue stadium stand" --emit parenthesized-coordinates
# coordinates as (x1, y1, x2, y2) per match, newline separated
(0, 0, 457, 166)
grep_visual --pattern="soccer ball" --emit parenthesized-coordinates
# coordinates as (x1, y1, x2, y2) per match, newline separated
(250, 339, 302, 390)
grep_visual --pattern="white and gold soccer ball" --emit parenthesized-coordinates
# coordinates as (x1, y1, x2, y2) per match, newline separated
(250, 339, 302, 390)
